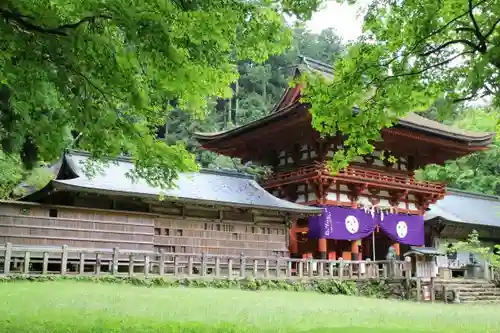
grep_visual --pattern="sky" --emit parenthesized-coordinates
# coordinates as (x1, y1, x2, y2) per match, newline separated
(306, 1, 366, 42)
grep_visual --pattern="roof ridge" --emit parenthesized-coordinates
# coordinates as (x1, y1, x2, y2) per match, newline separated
(298, 55, 334, 72)
(447, 188, 500, 201)
(65, 150, 255, 180)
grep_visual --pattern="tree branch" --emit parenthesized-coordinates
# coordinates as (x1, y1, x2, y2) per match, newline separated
(380, 51, 474, 83)
(452, 91, 489, 103)
(484, 16, 500, 40)
(58, 15, 111, 31)
(0, 8, 111, 36)
(419, 39, 480, 56)
(467, 0, 489, 52)
(379, 0, 488, 68)
(468, 0, 484, 40)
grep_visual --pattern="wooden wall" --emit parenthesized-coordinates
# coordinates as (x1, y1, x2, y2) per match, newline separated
(153, 217, 287, 257)
(0, 193, 289, 257)
(0, 201, 154, 251)
(149, 202, 288, 257)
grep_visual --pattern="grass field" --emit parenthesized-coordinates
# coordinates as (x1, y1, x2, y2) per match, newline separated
(0, 281, 499, 333)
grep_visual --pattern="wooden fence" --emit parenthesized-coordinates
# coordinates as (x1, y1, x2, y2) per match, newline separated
(0, 243, 411, 280)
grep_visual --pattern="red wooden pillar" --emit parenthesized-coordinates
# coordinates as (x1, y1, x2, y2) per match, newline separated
(318, 238, 327, 259)
(351, 240, 360, 260)
(393, 242, 400, 257)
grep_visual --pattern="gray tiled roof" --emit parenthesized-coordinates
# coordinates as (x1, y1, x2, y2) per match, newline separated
(52, 152, 321, 215)
(425, 189, 500, 227)
(403, 247, 445, 257)
(297, 56, 334, 80)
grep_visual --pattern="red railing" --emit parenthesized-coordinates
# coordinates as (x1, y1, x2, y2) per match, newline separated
(263, 162, 445, 194)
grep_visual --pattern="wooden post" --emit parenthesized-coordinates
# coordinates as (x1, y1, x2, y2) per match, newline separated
(42, 252, 49, 275)
(95, 253, 101, 275)
(128, 254, 134, 276)
(405, 260, 411, 299)
(430, 277, 436, 303)
(188, 256, 194, 276)
(289, 216, 298, 257)
(239, 253, 245, 278)
(253, 259, 258, 277)
(61, 245, 68, 275)
(483, 260, 490, 281)
(3, 243, 12, 275)
(144, 255, 150, 277)
(416, 277, 422, 302)
(308, 259, 314, 278)
(275, 258, 280, 277)
(286, 260, 292, 277)
(227, 258, 233, 278)
(442, 285, 448, 304)
(264, 259, 270, 278)
(329, 261, 334, 278)
(112, 248, 119, 275)
(383, 262, 388, 278)
(201, 252, 207, 276)
(214, 256, 220, 277)
(78, 252, 85, 275)
(23, 251, 30, 274)
(298, 260, 303, 277)
(390, 258, 396, 278)
(338, 258, 344, 280)
(159, 253, 166, 276)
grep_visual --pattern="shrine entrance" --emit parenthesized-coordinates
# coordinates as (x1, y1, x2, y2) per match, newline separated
(290, 206, 423, 260)
(294, 229, 407, 261)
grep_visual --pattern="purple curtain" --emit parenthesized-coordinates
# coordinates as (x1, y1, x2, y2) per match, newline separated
(308, 206, 376, 241)
(308, 206, 425, 245)
(379, 213, 424, 246)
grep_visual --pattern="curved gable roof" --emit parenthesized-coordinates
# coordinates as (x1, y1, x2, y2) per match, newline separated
(49, 151, 321, 215)
(195, 56, 495, 146)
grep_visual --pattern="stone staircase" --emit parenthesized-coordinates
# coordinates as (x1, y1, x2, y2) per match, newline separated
(437, 279, 500, 304)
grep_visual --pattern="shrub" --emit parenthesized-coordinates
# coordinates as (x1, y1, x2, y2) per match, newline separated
(0, 275, 382, 297)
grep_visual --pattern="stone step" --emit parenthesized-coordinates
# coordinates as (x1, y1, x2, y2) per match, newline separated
(460, 295, 500, 301)
(461, 299, 500, 304)
(440, 284, 496, 289)
(457, 290, 500, 296)
(437, 279, 491, 285)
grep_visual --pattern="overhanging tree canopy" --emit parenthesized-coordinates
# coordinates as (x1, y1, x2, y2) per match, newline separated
(302, 0, 500, 171)
(0, 0, 321, 191)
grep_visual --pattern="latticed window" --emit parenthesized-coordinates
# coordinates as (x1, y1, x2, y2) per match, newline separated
(223, 224, 234, 232)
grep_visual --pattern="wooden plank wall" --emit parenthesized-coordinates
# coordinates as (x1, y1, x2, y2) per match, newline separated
(150, 203, 288, 257)
(0, 202, 155, 251)
(0, 198, 289, 257)
(153, 217, 288, 257)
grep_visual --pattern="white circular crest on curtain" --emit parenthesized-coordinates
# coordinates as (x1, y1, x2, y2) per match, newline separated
(396, 221, 408, 238)
(345, 215, 359, 234)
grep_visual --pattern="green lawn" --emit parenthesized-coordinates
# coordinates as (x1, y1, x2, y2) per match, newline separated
(0, 281, 499, 333)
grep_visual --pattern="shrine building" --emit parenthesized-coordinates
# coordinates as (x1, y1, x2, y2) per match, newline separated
(194, 56, 496, 261)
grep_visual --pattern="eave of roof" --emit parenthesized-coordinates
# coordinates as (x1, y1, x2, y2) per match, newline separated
(193, 101, 304, 142)
(425, 189, 500, 228)
(403, 247, 445, 257)
(47, 151, 322, 215)
(194, 56, 495, 146)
